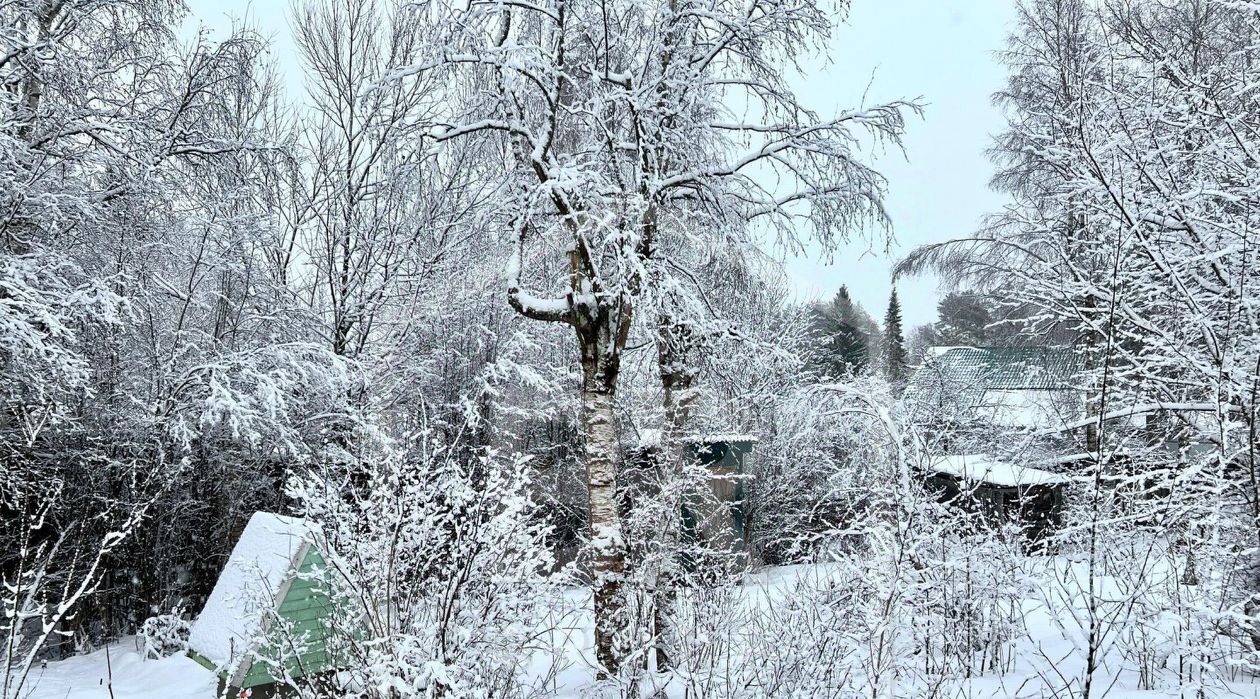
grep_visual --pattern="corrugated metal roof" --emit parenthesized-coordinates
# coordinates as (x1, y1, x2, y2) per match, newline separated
(905, 346, 1083, 419)
(923, 347, 1082, 391)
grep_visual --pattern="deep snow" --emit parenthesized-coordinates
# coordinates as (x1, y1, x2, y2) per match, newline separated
(24, 561, 1260, 698)
(22, 640, 216, 699)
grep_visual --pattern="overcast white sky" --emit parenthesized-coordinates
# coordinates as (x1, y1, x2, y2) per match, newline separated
(783, 1, 1016, 329)
(183, 0, 1016, 329)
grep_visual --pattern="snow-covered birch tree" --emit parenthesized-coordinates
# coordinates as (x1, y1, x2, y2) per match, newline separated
(381, 0, 914, 677)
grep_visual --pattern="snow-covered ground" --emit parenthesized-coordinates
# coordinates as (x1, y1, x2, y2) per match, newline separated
(24, 561, 1260, 698)
(21, 639, 217, 699)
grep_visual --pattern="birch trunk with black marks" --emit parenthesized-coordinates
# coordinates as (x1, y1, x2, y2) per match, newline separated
(508, 236, 635, 678)
(401, 0, 911, 677)
(576, 309, 628, 677)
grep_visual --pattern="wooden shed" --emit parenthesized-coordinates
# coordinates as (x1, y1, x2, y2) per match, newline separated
(188, 511, 339, 698)
(924, 454, 1068, 545)
(682, 435, 757, 565)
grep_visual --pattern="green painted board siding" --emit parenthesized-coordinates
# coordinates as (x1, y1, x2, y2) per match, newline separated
(278, 584, 324, 607)
(242, 546, 340, 689)
(689, 439, 755, 472)
(277, 605, 332, 624)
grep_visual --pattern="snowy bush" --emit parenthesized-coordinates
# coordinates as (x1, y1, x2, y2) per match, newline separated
(282, 428, 563, 698)
(748, 377, 911, 563)
(138, 610, 191, 659)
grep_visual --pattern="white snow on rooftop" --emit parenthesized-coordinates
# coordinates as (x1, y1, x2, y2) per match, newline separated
(636, 431, 759, 447)
(691, 434, 759, 444)
(636, 428, 662, 447)
(925, 345, 975, 358)
(188, 511, 313, 669)
(930, 454, 1070, 488)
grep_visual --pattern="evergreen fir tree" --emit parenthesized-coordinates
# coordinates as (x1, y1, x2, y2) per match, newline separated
(809, 286, 880, 376)
(882, 288, 908, 384)
(829, 287, 867, 373)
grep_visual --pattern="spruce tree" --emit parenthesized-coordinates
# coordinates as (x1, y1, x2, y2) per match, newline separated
(810, 286, 880, 376)
(829, 287, 867, 373)
(882, 288, 908, 384)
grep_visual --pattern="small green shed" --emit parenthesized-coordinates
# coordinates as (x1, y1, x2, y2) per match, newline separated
(682, 435, 757, 562)
(188, 511, 339, 698)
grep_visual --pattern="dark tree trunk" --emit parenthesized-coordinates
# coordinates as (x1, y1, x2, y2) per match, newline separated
(652, 315, 697, 672)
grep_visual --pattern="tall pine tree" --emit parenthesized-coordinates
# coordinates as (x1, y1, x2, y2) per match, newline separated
(882, 288, 908, 385)
(935, 292, 992, 346)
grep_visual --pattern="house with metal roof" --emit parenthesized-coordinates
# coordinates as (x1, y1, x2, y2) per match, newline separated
(904, 346, 1085, 431)
(905, 350, 1085, 543)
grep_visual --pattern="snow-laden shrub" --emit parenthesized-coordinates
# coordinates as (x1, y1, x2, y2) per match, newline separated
(284, 429, 563, 698)
(138, 609, 191, 659)
(657, 567, 868, 697)
(1016, 463, 1255, 697)
(747, 377, 906, 564)
(642, 378, 1046, 696)
(913, 519, 1032, 681)
(653, 505, 1030, 697)
(643, 380, 938, 695)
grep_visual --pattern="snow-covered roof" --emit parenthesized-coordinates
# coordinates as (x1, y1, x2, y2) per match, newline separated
(925, 345, 973, 358)
(688, 434, 759, 444)
(634, 431, 759, 448)
(188, 511, 313, 668)
(930, 454, 1070, 488)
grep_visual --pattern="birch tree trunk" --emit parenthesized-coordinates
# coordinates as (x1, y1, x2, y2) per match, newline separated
(578, 325, 628, 677)
(652, 315, 697, 672)
(396, 0, 911, 677)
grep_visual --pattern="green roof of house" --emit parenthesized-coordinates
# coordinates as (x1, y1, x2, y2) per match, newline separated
(920, 347, 1082, 391)
(905, 346, 1083, 419)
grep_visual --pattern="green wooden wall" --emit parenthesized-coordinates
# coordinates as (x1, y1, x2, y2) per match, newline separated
(241, 548, 338, 688)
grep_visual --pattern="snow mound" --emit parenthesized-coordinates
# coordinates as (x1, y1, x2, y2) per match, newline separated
(26, 638, 216, 699)
(187, 511, 312, 668)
